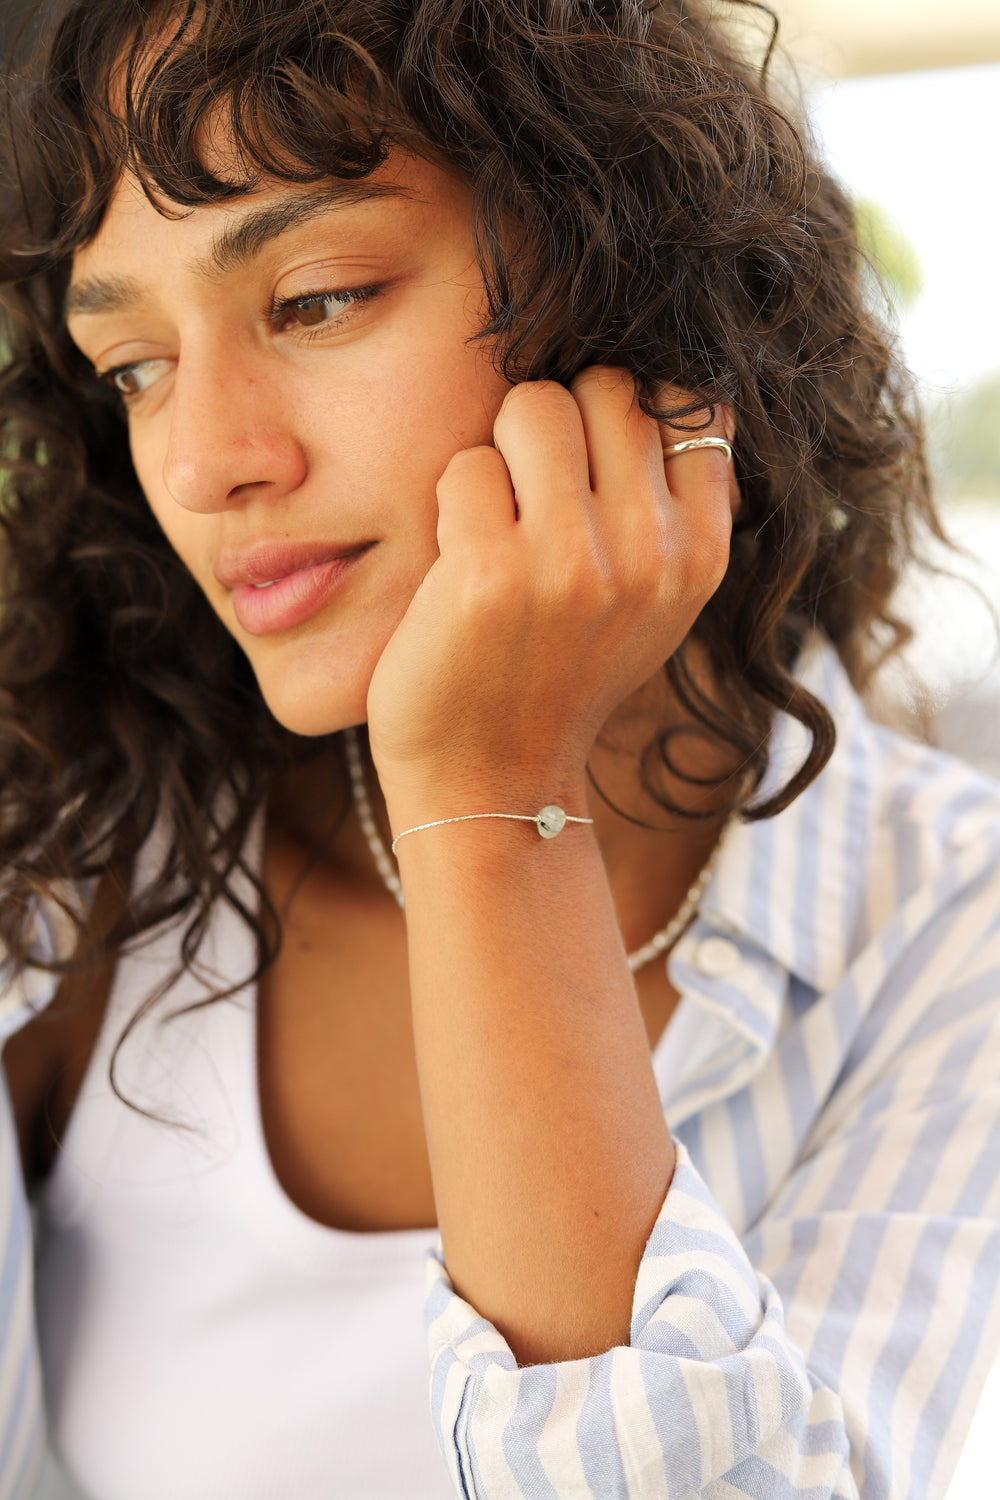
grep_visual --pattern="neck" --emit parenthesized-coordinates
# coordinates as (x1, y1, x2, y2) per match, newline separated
(268, 672, 738, 954)
(582, 673, 735, 952)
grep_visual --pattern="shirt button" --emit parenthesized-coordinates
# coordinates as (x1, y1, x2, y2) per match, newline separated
(695, 936, 741, 978)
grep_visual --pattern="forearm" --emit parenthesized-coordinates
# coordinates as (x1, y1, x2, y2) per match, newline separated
(366, 369, 730, 1365)
(390, 787, 674, 1367)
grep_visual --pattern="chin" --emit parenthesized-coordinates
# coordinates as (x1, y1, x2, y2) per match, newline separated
(230, 579, 410, 739)
(251, 653, 371, 738)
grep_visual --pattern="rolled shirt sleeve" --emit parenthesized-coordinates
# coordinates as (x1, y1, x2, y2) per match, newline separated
(426, 1139, 858, 1499)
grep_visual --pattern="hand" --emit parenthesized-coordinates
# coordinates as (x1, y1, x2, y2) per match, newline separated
(365, 366, 735, 809)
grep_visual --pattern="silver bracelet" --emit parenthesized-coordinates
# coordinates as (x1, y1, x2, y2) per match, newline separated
(390, 804, 594, 856)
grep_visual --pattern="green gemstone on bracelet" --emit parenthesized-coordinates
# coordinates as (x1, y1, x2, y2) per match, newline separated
(536, 805, 567, 839)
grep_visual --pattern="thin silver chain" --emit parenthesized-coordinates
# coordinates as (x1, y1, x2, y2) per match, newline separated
(342, 726, 722, 974)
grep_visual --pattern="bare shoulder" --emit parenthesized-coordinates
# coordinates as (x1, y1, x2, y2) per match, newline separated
(2, 869, 126, 1189)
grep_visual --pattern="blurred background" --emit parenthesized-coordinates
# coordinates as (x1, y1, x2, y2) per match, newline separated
(1, 2, 998, 1497)
(773, 0, 1000, 783)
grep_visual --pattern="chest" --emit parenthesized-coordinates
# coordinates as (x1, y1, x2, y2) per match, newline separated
(257, 828, 682, 1235)
(257, 851, 437, 1232)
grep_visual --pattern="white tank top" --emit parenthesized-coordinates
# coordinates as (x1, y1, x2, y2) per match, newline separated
(32, 815, 724, 1500)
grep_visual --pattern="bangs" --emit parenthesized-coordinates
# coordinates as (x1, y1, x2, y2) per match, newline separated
(5, 0, 412, 267)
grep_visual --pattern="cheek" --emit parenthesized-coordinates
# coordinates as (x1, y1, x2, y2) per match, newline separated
(159, 509, 208, 582)
(133, 446, 213, 589)
(310, 340, 509, 519)
(317, 280, 509, 481)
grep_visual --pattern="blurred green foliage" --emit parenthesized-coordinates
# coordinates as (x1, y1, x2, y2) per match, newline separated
(930, 371, 1000, 499)
(855, 197, 925, 311)
(851, 198, 998, 500)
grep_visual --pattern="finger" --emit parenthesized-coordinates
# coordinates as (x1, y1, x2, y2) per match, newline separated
(435, 445, 517, 554)
(491, 380, 593, 533)
(655, 385, 735, 447)
(568, 366, 665, 504)
(658, 388, 737, 516)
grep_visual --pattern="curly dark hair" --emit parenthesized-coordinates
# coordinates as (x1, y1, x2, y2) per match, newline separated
(0, 0, 939, 997)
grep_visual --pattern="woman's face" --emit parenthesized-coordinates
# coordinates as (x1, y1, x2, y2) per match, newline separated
(66, 153, 512, 735)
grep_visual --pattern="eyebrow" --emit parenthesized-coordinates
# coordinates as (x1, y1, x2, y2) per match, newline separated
(65, 181, 411, 319)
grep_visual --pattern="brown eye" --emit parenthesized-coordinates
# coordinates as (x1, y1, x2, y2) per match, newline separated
(101, 358, 170, 400)
(292, 297, 334, 327)
(276, 285, 378, 332)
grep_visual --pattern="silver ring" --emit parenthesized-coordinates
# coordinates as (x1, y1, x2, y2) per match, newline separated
(663, 437, 733, 464)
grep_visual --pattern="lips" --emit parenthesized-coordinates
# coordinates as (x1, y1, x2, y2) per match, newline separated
(215, 539, 376, 636)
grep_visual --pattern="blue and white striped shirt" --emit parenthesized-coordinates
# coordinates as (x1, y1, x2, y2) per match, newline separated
(4, 637, 1000, 1498)
(424, 640, 1000, 1497)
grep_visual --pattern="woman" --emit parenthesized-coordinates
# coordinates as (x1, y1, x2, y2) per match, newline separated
(1, 1, 998, 1496)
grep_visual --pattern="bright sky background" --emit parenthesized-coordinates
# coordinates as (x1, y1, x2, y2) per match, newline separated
(808, 61, 1000, 400)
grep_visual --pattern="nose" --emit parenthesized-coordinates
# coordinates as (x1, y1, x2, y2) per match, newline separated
(161, 352, 308, 513)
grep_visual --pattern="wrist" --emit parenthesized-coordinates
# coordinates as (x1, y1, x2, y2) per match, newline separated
(379, 774, 593, 854)
(389, 803, 595, 859)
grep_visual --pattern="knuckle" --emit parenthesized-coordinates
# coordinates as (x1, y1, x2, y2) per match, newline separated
(441, 443, 503, 475)
(693, 515, 732, 593)
(617, 552, 659, 603)
(544, 546, 599, 608)
(437, 444, 506, 494)
(496, 379, 576, 427)
(569, 365, 633, 400)
(458, 554, 519, 615)
(615, 503, 665, 572)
